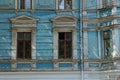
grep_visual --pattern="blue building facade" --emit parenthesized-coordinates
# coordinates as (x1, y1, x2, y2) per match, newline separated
(0, 0, 120, 80)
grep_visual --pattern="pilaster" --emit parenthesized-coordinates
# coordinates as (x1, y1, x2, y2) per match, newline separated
(53, 30, 58, 60)
(83, 30, 89, 70)
(31, 30, 36, 60)
(112, 28, 119, 58)
(72, 30, 77, 59)
(11, 30, 17, 60)
(83, 30, 88, 59)
(53, 30, 59, 70)
(98, 30, 101, 58)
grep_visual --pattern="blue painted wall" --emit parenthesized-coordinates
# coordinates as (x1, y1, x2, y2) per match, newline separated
(100, 20, 112, 27)
(88, 31, 99, 59)
(0, 0, 81, 70)
(0, 0, 117, 70)
(99, 8, 112, 17)
(86, 0, 97, 9)
(0, 62, 11, 69)
(87, 11, 97, 19)
(0, 0, 15, 9)
(117, 8, 120, 14)
(36, 62, 53, 69)
(87, 23, 98, 28)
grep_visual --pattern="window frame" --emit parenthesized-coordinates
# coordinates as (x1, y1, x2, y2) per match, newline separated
(103, 30, 111, 58)
(58, 32, 72, 59)
(17, 0, 33, 10)
(17, 32, 31, 59)
(58, 0, 73, 10)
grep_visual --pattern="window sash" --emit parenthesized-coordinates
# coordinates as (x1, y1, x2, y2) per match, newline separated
(17, 32, 31, 59)
(58, 0, 72, 10)
(18, 0, 32, 9)
(103, 30, 111, 58)
(58, 32, 72, 59)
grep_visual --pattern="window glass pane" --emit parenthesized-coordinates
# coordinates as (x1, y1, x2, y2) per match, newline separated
(17, 32, 31, 59)
(104, 40, 110, 57)
(66, 0, 72, 10)
(66, 32, 72, 40)
(25, 0, 31, 9)
(103, 30, 111, 58)
(66, 41, 72, 58)
(25, 41, 31, 59)
(58, 0, 72, 10)
(104, 30, 110, 39)
(59, 0, 65, 9)
(59, 32, 72, 59)
(59, 32, 65, 40)
(20, 0, 25, 9)
(18, 33, 24, 40)
(18, 0, 31, 9)
(25, 33, 31, 40)
(59, 41, 64, 59)
(17, 41, 24, 59)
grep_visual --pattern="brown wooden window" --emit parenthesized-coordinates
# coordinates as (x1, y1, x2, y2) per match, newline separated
(103, 30, 111, 58)
(58, 32, 72, 59)
(18, 0, 32, 9)
(58, 0, 72, 10)
(17, 32, 31, 59)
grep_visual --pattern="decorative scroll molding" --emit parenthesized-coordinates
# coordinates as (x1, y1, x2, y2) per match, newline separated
(51, 15, 77, 28)
(11, 15, 39, 30)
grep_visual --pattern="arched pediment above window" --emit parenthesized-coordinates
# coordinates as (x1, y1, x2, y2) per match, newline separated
(51, 15, 77, 22)
(51, 15, 78, 31)
(10, 15, 38, 31)
(10, 15, 39, 23)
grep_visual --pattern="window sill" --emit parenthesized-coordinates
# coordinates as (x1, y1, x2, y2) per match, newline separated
(15, 9, 34, 12)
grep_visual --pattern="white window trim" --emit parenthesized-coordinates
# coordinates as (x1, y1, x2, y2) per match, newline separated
(10, 15, 38, 60)
(112, 28, 119, 58)
(11, 29, 36, 59)
(51, 15, 78, 70)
